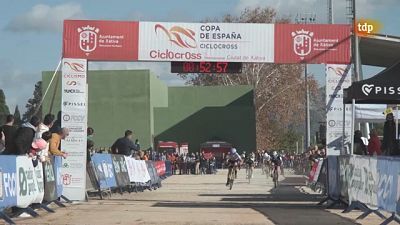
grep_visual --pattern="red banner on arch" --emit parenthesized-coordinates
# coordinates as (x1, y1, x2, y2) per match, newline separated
(63, 20, 139, 61)
(274, 24, 351, 64)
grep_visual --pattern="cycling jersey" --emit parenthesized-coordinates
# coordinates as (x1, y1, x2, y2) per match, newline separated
(271, 155, 282, 166)
(226, 152, 242, 166)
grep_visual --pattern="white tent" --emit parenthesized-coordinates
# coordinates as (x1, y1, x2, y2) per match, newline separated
(355, 104, 387, 122)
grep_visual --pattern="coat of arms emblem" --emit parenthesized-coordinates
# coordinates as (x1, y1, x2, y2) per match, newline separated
(291, 29, 314, 60)
(77, 25, 99, 55)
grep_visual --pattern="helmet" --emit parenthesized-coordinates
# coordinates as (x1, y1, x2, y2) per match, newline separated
(231, 148, 237, 154)
(273, 151, 277, 156)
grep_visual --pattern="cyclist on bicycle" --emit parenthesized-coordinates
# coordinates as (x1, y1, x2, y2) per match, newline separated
(270, 151, 283, 177)
(245, 152, 255, 178)
(262, 151, 271, 174)
(225, 148, 242, 186)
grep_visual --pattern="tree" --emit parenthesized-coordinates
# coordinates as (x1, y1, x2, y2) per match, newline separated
(0, 89, 10, 124)
(23, 81, 42, 122)
(13, 105, 22, 126)
(178, 7, 320, 150)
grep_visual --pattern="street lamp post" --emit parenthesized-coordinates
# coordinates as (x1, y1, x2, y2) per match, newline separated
(296, 13, 316, 151)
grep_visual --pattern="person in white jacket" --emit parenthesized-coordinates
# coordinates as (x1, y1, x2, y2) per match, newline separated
(35, 114, 55, 161)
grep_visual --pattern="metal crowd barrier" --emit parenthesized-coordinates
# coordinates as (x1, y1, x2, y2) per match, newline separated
(315, 155, 400, 225)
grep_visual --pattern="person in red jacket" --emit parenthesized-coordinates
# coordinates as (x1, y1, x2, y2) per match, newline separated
(368, 129, 382, 156)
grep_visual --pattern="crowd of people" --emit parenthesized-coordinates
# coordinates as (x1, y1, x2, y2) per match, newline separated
(163, 152, 217, 175)
(354, 112, 400, 156)
(0, 113, 70, 167)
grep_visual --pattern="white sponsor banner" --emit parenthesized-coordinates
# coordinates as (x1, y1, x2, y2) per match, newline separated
(326, 64, 352, 155)
(16, 157, 40, 208)
(61, 58, 87, 201)
(32, 163, 44, 204)
(348, 156, 378, 209)
(139, 22, 274, 62)
(124, 157, 151, 183)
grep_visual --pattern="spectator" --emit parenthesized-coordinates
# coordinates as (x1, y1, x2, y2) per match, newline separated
(368, 129, 382, 156)
(0, 130, 5, 153)
(36, 114, 55, 160)
(49, 128, 69, 159)
(111, 130, 137, 156)
(5, 116, 40, 155)
(195, 152, 200, 175)
(36, 114, 55, 138)
(1, 115, 17, 154)
(135, 139, 140, 150)
(354, 130, 367, 155)
(29, 138, 48, 167)
(382, 113, 398, 155)
(143, 151, 149, 160)
(87, 127, 95, 163)
(50, 111, 62, 133)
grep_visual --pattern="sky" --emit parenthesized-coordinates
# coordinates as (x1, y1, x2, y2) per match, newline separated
(0, 0, 399, 114)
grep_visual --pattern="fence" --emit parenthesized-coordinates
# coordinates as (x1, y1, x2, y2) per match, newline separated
(314, 155, 400, 225)
(0, 154, 171, 224)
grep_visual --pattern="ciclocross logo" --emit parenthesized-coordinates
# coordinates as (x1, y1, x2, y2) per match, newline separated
(78, 25, 99, 54)
(63, 62, 85, 72)
(292, 29, 313, 60)
(64, 89, 84, 94)
(63, 114, 86, 122)
(327, 66, 347, 77)
(155, 24, 197, 48)
(362, 84, 400, 96)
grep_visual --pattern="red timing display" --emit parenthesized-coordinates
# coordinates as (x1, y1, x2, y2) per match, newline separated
(171, 62, 242, 73)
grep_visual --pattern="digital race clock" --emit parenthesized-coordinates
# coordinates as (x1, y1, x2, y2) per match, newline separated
(171, 62, 242, 74)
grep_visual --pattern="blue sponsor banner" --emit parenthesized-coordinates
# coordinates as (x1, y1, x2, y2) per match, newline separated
(91, 154, 117, 189)
(0, 156, 17, 209)
(376, 157, 400, 213)
(327, 156, 340, 200)
(54, 156, 63, 197)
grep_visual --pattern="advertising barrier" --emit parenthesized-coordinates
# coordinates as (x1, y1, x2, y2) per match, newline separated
(153, 161, 166, 177)
(91, 154, 117, 189)
(146, 161, 161, 187)
(16, 156, 40, 208)
(43, 159, 57, 202)
(343, 155, 400, 214)
(308, 159, 323, 183)
(124, 157, 151, 183)
(111, 155, 130, 187)
(0, 154, 169, 224)
(0, 156, 17, 209)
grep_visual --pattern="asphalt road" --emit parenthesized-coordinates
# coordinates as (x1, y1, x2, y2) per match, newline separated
(8, 168, 393, 225)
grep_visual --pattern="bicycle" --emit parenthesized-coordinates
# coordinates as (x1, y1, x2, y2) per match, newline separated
(246, 163, 254, 184)
(227, 165, 237, 190)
